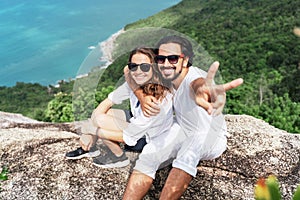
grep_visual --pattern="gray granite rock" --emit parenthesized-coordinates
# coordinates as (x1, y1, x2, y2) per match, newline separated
(0, 112, 299, 199)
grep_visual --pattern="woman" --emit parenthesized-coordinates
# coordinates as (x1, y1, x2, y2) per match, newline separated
(66, 47, 173, 168)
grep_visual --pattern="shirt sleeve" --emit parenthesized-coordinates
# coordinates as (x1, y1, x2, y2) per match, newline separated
(189, 66, 207, 81)
(108, 82, 131, 105)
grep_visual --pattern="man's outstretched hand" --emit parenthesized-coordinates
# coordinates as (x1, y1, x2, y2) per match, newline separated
(192, 61, 243, 115)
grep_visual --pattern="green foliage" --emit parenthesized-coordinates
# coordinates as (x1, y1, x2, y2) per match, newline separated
(73, 85, 116, 121)
(0, 167, 8, 181)
(96, 54, 128, 89)
(259, 93, 300, 133)
(45, 92, 74, 122)
(0, 0, 299, 133)
(0, 82, 53, 119)
(266, 176, 281, 200)
(43, 56, 126, 122)
(95, 86, 115, 105)
(45, 84, 116, 122)
(0, 167, 8, 191)
(255, 175, 300, 200)
(126, 0, 300, 133)
(293, 185, 300, 200)
(0, 80, 74, 121)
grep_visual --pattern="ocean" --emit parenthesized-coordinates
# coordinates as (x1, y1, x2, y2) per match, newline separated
(0, 0, 181, 87)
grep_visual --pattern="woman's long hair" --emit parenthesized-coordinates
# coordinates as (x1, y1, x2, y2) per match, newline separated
(128, 47, 170, 101)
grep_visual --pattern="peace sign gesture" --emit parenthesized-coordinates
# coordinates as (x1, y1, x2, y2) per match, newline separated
(191, 61, 243, 115)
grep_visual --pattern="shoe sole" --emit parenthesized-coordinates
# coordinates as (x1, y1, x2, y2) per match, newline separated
(66, 150, 101, 160)
(92, 159, 130, 168)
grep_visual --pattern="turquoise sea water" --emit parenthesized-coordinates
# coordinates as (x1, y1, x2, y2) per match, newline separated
(0, 0, 181, 86)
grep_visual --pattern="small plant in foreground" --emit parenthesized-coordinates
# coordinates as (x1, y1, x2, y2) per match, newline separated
(254, 175, 300, 200)
(0, 167, 8, 191)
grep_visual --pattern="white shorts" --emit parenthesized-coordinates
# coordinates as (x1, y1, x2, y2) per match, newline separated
(134, 122, 227, 179)
(173, 129, 227, 177)
(134, 123, 184, 179)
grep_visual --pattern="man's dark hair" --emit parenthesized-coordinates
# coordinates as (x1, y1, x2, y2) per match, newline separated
(156, 35, 194, 67)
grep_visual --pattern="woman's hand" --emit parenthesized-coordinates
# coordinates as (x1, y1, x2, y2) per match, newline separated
(79, 134, 97, 151)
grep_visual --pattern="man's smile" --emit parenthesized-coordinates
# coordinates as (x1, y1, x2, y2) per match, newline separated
(160, 66, 176, 76)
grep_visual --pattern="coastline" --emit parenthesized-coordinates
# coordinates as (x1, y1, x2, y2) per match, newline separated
(99, 28, 125, 66)
(54, 28, 126, 88)
(72, 29, 125, 82)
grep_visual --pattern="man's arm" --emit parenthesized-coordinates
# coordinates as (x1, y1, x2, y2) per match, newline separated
(191, 61, 243, 115)
(134, 89, 160, 117)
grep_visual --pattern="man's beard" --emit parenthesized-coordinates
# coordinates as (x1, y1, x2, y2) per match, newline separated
(160, 66, 181, 81)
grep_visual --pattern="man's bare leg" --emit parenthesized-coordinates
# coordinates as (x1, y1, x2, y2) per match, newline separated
(159, 168, 192, 200)
(123, 170, 153, 200)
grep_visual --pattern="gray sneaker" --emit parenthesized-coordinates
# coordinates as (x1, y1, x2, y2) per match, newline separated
(93, 152, 130, 168)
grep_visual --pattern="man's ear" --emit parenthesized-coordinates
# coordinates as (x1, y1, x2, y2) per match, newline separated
(183, 57, 190, 68)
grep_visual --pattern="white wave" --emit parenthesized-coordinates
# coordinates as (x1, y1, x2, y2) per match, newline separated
(88, 45, 96, 50)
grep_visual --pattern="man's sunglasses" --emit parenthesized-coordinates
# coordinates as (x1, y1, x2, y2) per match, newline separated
(155, 54, 185, 64)
(128, 63, 152, 72)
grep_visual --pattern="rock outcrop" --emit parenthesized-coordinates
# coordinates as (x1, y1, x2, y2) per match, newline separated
(0, 112, 299, 199)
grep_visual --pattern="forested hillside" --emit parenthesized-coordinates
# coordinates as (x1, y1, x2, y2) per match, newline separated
(0, 0, 299, 132)
(125, 0, 300, 132)
(0, 81, 73, 120)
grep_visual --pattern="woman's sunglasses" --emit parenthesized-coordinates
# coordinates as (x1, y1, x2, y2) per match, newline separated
(155, 54, 185, 64)
(128, 63, 152, 72)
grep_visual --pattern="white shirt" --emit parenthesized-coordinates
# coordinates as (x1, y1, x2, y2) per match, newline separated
(108, 82, 173, 146)
(173, 66, 227, 140)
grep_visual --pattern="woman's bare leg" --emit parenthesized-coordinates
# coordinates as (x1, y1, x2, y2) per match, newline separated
(93, 108, 131, 156)
(97, 109, 129, 131)
(78, 109, 129, 152)
(79, 134, 98, 151)
(97, 128, 124, 156)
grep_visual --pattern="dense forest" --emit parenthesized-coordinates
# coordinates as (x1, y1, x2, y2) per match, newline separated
(124, 0, 300, 133)
(0, 0, 299, 133)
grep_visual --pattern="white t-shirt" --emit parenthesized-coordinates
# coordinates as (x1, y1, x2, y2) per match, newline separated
(134, 67, 228, 178)
(173, 66, 227, 142)
(108, 82, 173, 146)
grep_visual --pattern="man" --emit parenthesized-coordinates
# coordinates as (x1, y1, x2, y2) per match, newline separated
(123, 35, 243, 199)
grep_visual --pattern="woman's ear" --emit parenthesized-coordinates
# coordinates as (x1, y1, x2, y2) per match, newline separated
(123, 65, 129, 74)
